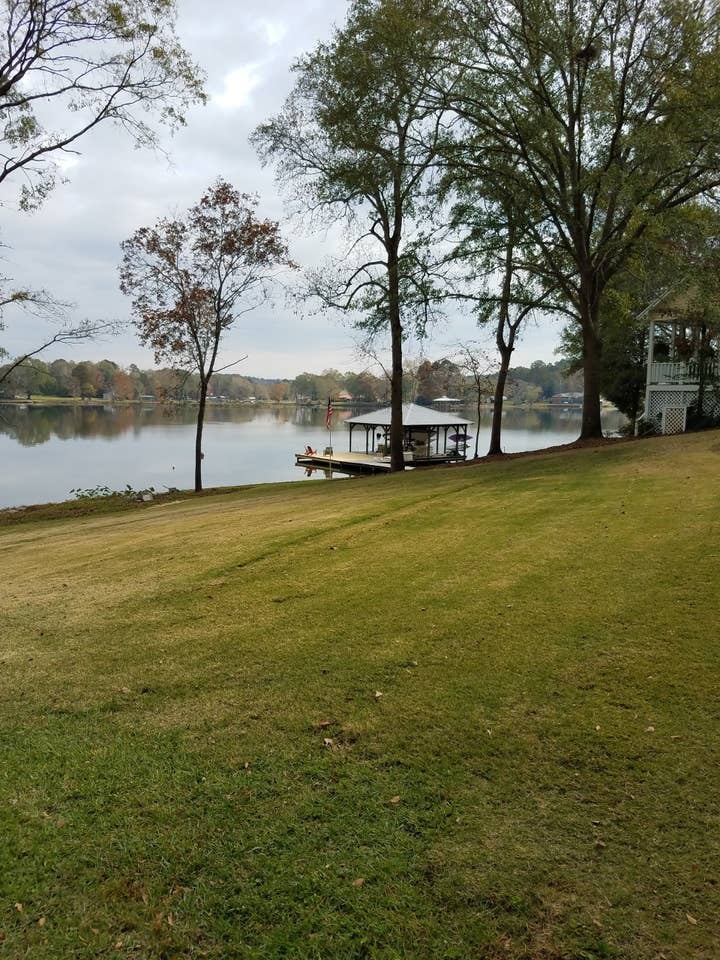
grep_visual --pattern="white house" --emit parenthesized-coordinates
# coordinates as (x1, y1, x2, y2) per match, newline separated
(639, 287, 720, 434)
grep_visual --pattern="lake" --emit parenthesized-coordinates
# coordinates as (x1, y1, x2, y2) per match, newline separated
(0, 402, 627, 508)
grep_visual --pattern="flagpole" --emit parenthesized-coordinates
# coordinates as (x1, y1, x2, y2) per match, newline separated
(326, 395, 333, 478)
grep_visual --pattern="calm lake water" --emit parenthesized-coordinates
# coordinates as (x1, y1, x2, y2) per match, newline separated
(0, 402, 627, 509)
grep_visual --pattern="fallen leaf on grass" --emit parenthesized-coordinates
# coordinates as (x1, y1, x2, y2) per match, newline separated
(352, 878, 365, 887)
(390, 796, 401, 804)
(37, 917, 46, 927)
(14, 903, 23, 912)
(686, 913, 698, 925)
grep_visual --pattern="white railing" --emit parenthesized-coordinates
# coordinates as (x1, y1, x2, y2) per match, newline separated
(649, 360, 719, 384)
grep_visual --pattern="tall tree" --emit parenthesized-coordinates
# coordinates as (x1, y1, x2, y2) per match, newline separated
(447, 184, 559, 453)
(119, 179, 294, 491)
(253, 0, 449, 471)
(559, 204, 720, 428)
(485, 210, 537, 455)
(448, 0, 720, 438)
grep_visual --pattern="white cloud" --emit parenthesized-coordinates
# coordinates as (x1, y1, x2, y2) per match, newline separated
(213, 64, 262, 111)
(259, 19, 288, 46)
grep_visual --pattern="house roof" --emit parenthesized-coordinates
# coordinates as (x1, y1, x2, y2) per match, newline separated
(637, 282, 707, 323)
(345, 402, 472, 428)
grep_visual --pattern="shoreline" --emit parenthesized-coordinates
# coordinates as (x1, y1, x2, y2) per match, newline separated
(0, 429, 693, 525)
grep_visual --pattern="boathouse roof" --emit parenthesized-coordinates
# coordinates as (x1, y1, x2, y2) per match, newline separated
(345, 403, 471, 427)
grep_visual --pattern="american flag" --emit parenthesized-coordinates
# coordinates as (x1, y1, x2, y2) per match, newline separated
(325, 396, 333, 430)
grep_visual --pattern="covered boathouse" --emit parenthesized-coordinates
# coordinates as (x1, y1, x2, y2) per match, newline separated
(345, 403, 472, 462)
(295, 403, 473, 475)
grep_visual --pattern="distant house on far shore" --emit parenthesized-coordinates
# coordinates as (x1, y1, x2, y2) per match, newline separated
(550, 392, 583, 405)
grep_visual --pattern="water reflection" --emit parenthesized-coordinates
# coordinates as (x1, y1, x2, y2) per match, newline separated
(0, 402, 324, 446)
(0, 402, 625, 447)
(0, 402, 627, 508)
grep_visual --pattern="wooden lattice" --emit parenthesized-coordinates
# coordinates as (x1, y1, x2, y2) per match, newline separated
(661, 406, 687, 435)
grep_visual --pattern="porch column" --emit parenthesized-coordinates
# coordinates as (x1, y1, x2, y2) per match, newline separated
(642, 319, 655, 434)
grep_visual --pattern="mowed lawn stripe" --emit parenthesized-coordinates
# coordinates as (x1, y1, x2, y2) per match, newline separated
(1, 432, 718, 958)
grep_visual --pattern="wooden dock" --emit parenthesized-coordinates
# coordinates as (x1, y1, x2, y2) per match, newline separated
(295, 450, 465, 475)
(295, 451, 397, 474)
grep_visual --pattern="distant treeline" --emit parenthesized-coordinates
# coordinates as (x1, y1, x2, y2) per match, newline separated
(0, 356, 581, 403)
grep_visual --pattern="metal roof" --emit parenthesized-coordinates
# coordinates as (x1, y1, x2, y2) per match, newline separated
(345, 402, 472, 427)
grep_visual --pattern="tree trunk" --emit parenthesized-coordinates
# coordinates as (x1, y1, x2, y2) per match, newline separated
(387, 250, 405, 472)
(195, 378, 208, 492)
(489, 351, 511, 455)
(489, 208, 518, 457)
(580, 320, 603, 440)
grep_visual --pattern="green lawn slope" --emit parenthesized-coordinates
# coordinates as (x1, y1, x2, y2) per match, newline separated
(1, 433, 719, 959)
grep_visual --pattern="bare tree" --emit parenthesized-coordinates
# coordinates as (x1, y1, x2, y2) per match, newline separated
(451, 341, 494, 458)
(0, 282, 115, 384)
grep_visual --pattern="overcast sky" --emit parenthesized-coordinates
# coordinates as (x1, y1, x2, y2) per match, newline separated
(2, 0, 563, 379)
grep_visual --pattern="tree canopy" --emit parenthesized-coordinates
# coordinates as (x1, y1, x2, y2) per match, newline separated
(0, 0, 206, 209)
(446, 0, 720, 437)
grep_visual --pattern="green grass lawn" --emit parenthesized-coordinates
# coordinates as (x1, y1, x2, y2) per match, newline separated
(1, 433, 719, 959)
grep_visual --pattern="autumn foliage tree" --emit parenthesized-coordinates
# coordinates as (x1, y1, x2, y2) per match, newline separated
(119, 179, 294, 491)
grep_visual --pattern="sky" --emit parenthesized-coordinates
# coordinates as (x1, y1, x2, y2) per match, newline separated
(2, 0, 564, 380)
